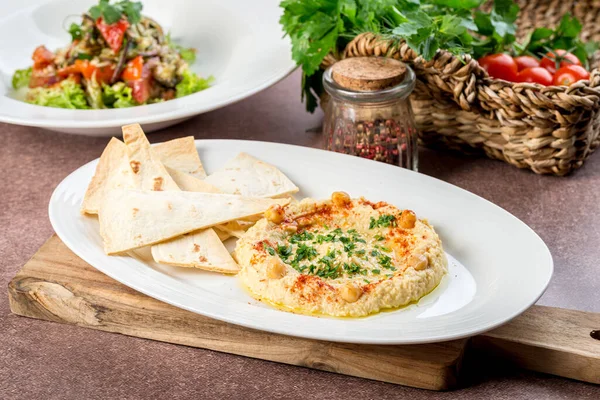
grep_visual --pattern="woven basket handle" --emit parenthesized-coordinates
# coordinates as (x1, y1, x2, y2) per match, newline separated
(324, 33, 485, 112)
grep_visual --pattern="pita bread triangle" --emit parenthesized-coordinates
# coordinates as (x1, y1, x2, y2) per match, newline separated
(165, 166, 221, 193)
(203, 152, 299, 197)
(153, 136, 207, 180)
(81, 137, 137, 215)
(122, 124, 180, 192)
(99, 189, 290, 254)
(151, 229, 239, 273)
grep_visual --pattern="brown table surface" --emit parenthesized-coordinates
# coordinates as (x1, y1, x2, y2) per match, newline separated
(1, 70, 599, 399)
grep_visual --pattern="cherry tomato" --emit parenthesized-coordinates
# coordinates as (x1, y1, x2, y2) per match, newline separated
(96, 18, 129, 53)
(514, 56, 540, 71)
(122, 56, 144, 81)
(553, 65, 591, 86)
(539, 50, 581, 74)
(478, 54, 519, 81)
(516, 67, 553, 86)
(32, 46, 55, 69)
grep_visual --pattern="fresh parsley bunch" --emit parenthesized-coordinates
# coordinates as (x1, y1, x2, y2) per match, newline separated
(280, 0, 596, 112)
(89, 0, 142, 24)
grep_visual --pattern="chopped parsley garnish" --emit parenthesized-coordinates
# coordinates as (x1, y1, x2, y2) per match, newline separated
(372, 269, 381, 275)
(374, 234, 385, 241)
(343, 241, 356, 255)
(370, 249, 380, 257)
(315, 249, 340, 278)
(378, 254, 396, 270)
(276, 244, 293, 260)
(369, 214, 397, 229)
(363, 279, 370, 284)
(343, 262, 362, 274)
(354, 249, 366, 256)
(289, 231, 314, 244)
(295, 243, 318, 263)
(375, 245, 391, 253)
(264, 244, 275, 256)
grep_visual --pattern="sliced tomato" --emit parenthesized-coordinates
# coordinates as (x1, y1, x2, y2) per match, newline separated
(478, 54, 519, 82)
(540, 50, 581, 74)
(130, 79, 152, 103)
(32, 46, 55, 69)
(514, 56, 540, 71)
(516, 67, 553, 86)
(122, 56, 144, 81)
(553, 65, 590, 86)
(29, 68, 58, 88)
(57, 60, 115, 84)
(96, 18, 129, 53)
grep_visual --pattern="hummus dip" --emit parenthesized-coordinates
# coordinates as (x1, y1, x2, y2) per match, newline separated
(235, 192, 447, 317)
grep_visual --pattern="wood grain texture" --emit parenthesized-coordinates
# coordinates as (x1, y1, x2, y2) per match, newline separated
(471, 306, 600, 384)
(9, 235, 600, 388)
(8, 235, 466, 391)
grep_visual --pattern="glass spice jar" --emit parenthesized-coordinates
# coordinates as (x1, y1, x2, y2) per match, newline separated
(322, 57, 418, 170)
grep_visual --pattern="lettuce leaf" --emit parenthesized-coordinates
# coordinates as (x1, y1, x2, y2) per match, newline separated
(103, 82, 136, 108)
(12, 68, 32, 89)
(27, 79, 89, 109)
(175, 69, 213, 98)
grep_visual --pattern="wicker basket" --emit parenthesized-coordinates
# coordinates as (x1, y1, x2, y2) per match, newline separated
(320, 0, 600, 175)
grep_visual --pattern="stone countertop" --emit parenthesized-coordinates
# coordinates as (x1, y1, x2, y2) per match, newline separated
(1, 70, 599, 399)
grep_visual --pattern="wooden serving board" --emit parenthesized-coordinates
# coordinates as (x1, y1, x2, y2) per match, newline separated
(8, 235, 600, 391)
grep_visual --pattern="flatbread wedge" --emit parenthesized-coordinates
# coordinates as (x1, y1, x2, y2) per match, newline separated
(153, 136, 207, 179)
(99, 189, 290, 254)
(204, 152, 299, 197)
(165, 166, 221, 193)
(81, 138, 137, 215)
(151, 229, 239, 273)
(215, 220, 255, 239)
(122, 124, 180, 192)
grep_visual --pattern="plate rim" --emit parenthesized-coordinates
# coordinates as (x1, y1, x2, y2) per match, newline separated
(49, 139, 554, 344)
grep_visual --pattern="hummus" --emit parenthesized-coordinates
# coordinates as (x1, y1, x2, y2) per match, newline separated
(235, 192, 447, 317)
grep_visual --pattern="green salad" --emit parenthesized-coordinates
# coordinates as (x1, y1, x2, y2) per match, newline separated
(12, 0, 212, 109)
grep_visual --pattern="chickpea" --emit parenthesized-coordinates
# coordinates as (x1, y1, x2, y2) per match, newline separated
(399, 210, 417, 229)
(340, 284, 362, 303)
(266, 258, 287, 279)
(282, 222, 298, 233)
(411, 254, 429, 271)
(265, 204, 285, 224)
(331, 191, 352, 207)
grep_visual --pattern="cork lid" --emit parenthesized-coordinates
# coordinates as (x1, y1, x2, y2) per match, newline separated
(331, 57, 407, 92)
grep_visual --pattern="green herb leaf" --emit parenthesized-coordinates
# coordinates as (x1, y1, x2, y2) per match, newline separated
(264, 245, 276, 256)
(89, 0, 142, 24)
(68, 23, 83, 40)
(369, 214, 396, 229)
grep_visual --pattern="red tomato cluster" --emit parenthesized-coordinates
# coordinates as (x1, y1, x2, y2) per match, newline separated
(478, 50, 591, 86)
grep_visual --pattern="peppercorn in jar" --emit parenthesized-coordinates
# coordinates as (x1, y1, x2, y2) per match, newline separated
(322, 57, 418, 170)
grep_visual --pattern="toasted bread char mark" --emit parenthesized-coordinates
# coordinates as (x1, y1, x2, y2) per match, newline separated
(130, 160, 141, 174)
(153, 176, 164, 191)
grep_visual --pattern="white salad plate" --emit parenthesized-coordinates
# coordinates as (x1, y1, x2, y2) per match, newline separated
(49, 140, 554, 344)
(0, 0, 295, 136)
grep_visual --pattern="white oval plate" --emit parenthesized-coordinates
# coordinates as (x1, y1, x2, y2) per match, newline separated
(0, 0, 295, 136)
(49, 140, 553, 344)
